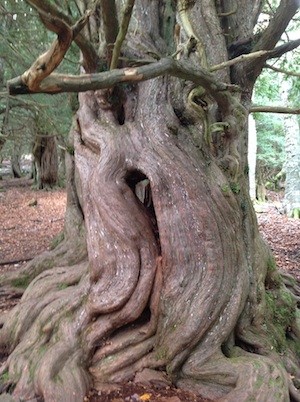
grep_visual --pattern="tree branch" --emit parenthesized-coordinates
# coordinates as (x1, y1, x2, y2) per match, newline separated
(8, 57, 232, 110)
(244, 0, 300, 80)
(10, 11, 91, 93)
(100, 0, 119, 66)
(110, 0, 135, 70)
(250, 105, 300, 114)
(210, 39, 300, 73)
(267, 38, 300, 59)
(265, 63, 300, 77)
(25, 0, 99, 71)
(210, 50, 272, 72)
(252, 0, 300, 53)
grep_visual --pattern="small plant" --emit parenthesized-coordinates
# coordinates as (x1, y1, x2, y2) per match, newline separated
(221, 184, 230, 193)
(11, 275, 31, 289)
(50, 232, 64, 250)
(229, 182, 240, 194)
(57, 283, 69, 290)
(0, 370, 9, 383)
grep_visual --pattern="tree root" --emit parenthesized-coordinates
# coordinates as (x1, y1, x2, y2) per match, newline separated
(0, 262, 90, 401)
(178, 349, 291, 401)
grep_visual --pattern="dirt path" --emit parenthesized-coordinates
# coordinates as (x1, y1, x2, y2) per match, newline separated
(0, 178, 66, 266)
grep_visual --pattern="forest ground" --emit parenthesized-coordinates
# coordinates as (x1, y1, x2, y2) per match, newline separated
(0, 178, 299, 402)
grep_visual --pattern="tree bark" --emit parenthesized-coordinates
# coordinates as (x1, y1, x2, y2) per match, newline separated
(284, 114, 300, 218)
(32, 134, 58, 189)
(0, 1, 299, 401)
(248, 115, 257, 200)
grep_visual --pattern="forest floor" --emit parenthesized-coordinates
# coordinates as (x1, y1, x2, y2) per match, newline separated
(0, 178, 299, 402)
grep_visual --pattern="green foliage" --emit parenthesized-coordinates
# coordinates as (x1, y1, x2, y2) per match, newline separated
(50, 231, 65, 250)
(229, 181, 240, 194)
(255, 114, 285, 169)
(254, 70, 286, 183)
(254, 69, 282, 104)
(221, 184, 230, 193)
(253, 3, 300, 188)
(0, 0, 79, 176)
(11, 274, 31, 289)
(0, 370, 9, 383)
(57, 283, 69, 291)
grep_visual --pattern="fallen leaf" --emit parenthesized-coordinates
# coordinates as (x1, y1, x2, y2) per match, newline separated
(140, 393, 152, 401)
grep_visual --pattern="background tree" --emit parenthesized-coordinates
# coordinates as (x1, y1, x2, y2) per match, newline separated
(31, 112, 58, 189)
(283, 68, 300, 218)
(284, 114, 300, 217)
(251, 41, 300, 210)
(0, 0, 76, 182)
(0, 1, 300, 402)
(252, 70, 286, 200)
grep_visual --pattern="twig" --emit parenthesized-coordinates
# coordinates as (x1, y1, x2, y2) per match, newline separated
(218, 7, 237, 17)
(264, 63, 300, 77)
(110, 0, 135, 70)
(100, 0, 119, 65)
(250, 105, 300, 114)
(210, 50, 272, 72)
(0, 257, 33, 266)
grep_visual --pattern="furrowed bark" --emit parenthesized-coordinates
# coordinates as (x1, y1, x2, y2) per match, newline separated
(1, 1, 299, 401)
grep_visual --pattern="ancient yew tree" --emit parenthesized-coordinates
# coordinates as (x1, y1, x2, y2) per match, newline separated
(1, 0, 300, 401)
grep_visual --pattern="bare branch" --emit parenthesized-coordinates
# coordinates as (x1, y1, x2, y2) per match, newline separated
(110, 0, 135, 70)
(209, 39, 300, 72)
(250, 105, 300, 114)
(8, 57, 232, 110)
(25, 0, 99, 71)
(265, 63, 300, 77)
(243, 0, 300, 81)
(211, 39, 300, 73)
(210, 50, 272, 72)
(15, 10, 91, 92)
(217, 8, 237, 17)
(253, 0, 300, 53)
(267, 38, 300, 59)
(100, 0, 119, 65)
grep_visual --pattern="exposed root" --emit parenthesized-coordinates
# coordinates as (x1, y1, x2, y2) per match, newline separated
(178, 349, 291, 401)
(0, 262, 90, 401)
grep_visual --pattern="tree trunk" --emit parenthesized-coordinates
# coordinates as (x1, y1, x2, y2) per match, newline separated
(248, 115, 257, 200)
(284, 114, 300, 218)
(11, 144, 22, 178)
(0, 1, 299, 401)
(32, 134, 58, 189)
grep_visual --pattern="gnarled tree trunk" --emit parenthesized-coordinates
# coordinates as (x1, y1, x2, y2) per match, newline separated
(0, 1, 299, 401)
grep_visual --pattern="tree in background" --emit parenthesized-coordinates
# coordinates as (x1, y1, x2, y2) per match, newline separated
(252, 43, 300, 211)
(0, 1, 300, 401)
(0, 0, 77, 181)
(31, 112, 58, 189)
(252, 69, 286, 200)
(283, 75, 300, 217)
(284, 114, 300, 217)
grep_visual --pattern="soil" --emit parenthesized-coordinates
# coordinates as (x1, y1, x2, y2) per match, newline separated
(0, 179, 299, 402)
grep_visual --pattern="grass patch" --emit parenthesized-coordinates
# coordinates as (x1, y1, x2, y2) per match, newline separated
(57, 282, 69, 290)
(11, 275, 31, 289)
(0, 370, 9, 382)
(50, 231, 64, 250)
